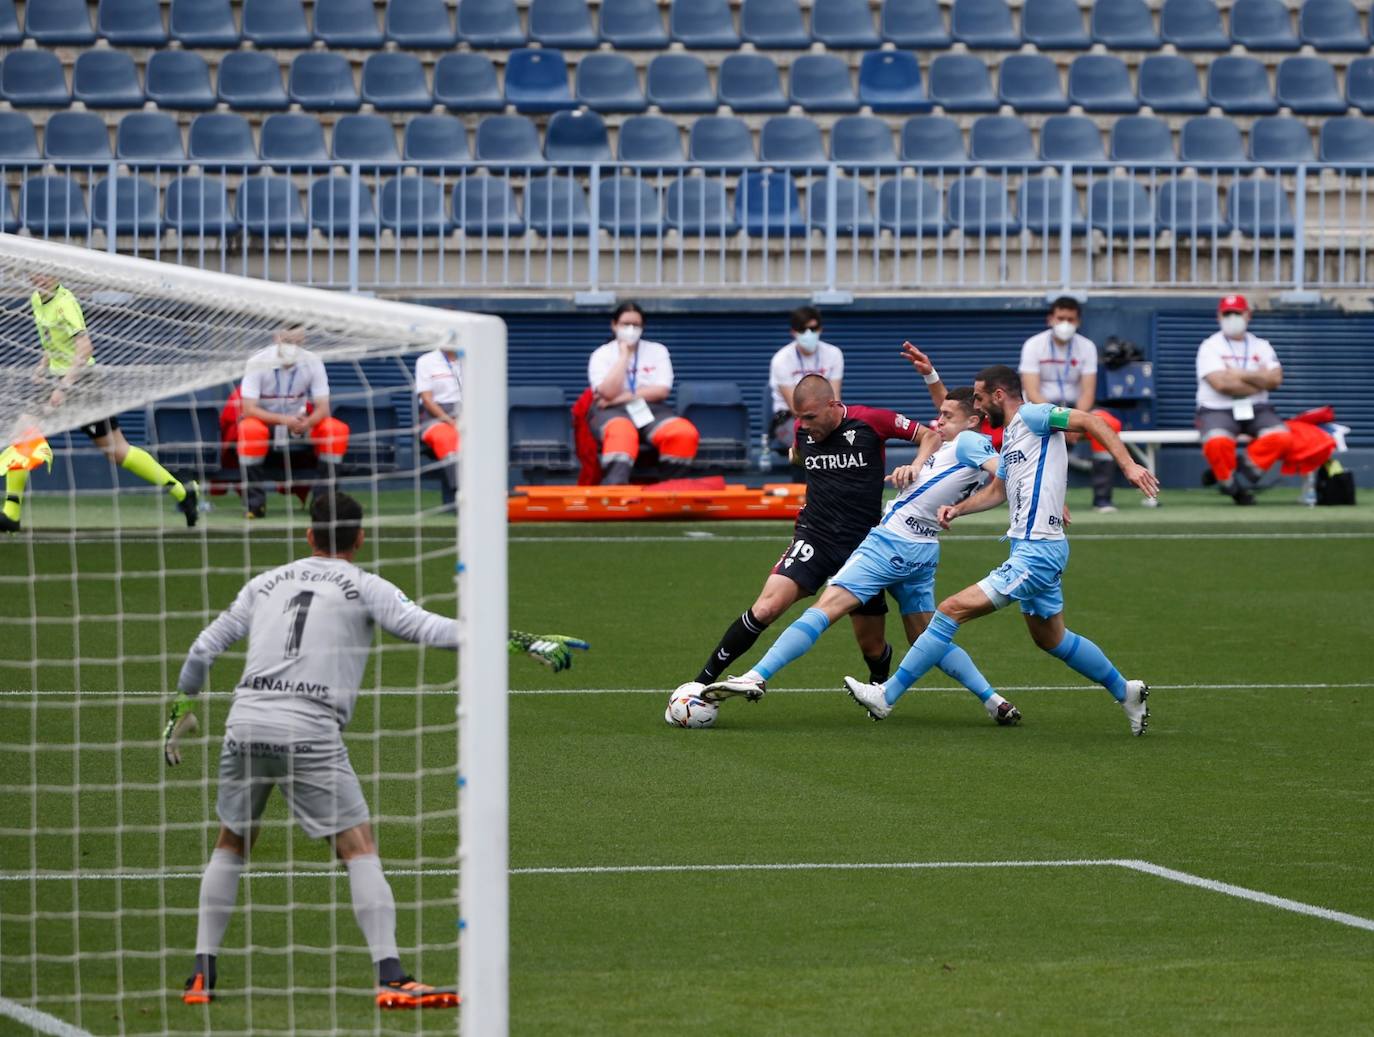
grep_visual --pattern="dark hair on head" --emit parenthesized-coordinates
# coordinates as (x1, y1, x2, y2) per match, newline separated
(311, 492, 364, 555)
(945, 385, 979, 416)
(790, 305, 822, 332)
(1049, 295, 1081, 317)
(612, 301, 644, 323)
(974, 365, 1022, 399)
(792, 372, 835, 407)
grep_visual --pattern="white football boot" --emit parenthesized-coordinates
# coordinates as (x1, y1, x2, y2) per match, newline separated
(701, 675, 766, 703)
(843, 676, 892, 720)
(1122, 680, 1150, 736)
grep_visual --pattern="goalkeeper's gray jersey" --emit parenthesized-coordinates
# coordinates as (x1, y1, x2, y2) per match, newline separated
(179, 556, 456, 733)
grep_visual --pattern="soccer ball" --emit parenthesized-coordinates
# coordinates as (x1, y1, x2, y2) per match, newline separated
(664, 683, 718, 729)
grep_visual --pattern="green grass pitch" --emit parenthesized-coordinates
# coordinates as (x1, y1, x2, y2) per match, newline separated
(2, 487, 1372, 1034)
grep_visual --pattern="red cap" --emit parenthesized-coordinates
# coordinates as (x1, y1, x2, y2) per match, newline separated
(1218, 293, 1249, 314)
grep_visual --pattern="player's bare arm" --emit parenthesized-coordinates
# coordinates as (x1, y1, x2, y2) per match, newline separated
(938, 469, 1006, 527)
(888, 425, 942, 488)
(1205, 369, 1266, 397)
(48, 332, 93, 407)
(1075, 373, 1096, 412)
(900, 342, 947, 407)
(1066, 408, 1161, 497)
(1020, 370, 1045, 405)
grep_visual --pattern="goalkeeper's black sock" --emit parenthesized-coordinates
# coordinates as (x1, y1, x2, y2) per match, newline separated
(865, 644, 894, 683)
(189, 953, 216, 988)
(376, 957, 406, 984)
(694, 609, 768, 684)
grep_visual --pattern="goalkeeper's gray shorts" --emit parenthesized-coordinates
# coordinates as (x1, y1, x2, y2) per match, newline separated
(216, 726, 369, 840)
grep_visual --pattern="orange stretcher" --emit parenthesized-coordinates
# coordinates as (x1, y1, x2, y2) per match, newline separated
(508, 483, 807, 522)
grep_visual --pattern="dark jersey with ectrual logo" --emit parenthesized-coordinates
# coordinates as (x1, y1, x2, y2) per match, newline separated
(793, 404, 922, 550)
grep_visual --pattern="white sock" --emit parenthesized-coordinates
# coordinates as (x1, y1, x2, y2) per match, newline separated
(195, 848, 244, 956)
(984, 693, 1007, 715)
(346, 854, 399, 965)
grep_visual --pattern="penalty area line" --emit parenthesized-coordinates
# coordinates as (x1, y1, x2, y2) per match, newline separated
(0, 996, 94, 1037)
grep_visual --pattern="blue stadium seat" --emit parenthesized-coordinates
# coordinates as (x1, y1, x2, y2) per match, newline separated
(316, 0, 383, 46)
(877, 177, 946, 235)
(665, 177, 738, 236)
(434, 53, 504, 112)
(576, 53, 647, 112)
(1, 50, 71, 108)
(1248, 117, 1314, 163)
(1319, 116, 1374, 162)
(1109, 116, 1175, 165)
(951, 0, 1020, 48)
(598, 175, 664, 235)
(145, 50, 214, 109)
(73, 51, 143, 109)
(969, 116, 1035, 163)
(760, 116, 826, 164)
(948, 176, 1020, 234)
(741, 0, 810, 48)
(1088, 178, 1154, 236)
(260, 113, 330, 171)
(670, 0, 739, 47)
(187, 113, 258, 167)
(530, 0, 598, 47)
(22, 176, 90, 236)
(1067, 55, 1137, 113)
(1039, 115, 1105, 163)
(1276, 57, 1346, 115)
(403, 115, 470, 168)
(900, 115, 965, 163)
(331, 113, 400, 164)
(1157, 178, 1231, 236)
(0, 112, 40, 162)
(386, 0, 456, 46)
(92, 175, 161, 237)
(1019, 175, 1087, 235)
(148, 403, 221, 476)
(858, 51, 931, 113)
(1230, 0, 1299, 50)
(0, 189, 17, 234)
(379, 176, 454, 235)
(0, 0, 20, 43)
(1180, 116, 1246, 166)
(117, 112, 184, 163)
(1022, 0, 1089, 48)
(882, 0, 951, 47)
(26, 0, 95, 43)
(163, 176, 235, 236)
(928, 54, 998, 112)
(813, 0, 882, 47)
(473, 115, 544, 166)
(790, 54, 860, 113)
(1299, 0, 1367, 52)
(309, 176, 380, 236)
(1207, 55, 1278, 114)
(169, 0, 238, 46)
(457, 0, 524, 46)
(217, 51, 288, 111)
(43, 112, 112, 162)
(508, 386, 576, 471)
(289, 53, 361, 112)
(1162, 0, 1229, 49)
(617, 115, 683, 164)
(452, 175, 526, 236)
(1348, 58, 1374, 114)
(676, 382, 751, 469)
(998, 53, 1069, 113)
(600, 0, 669, 47)
(831, 116, 898, 166)
(236, 177, 309, 237)
(737, 171, 807, 237)
(809, 176, 877, 235)
(527, 174, 592, 235)
(1230, 180, 1294, 237)
(98, 0, 167, 44)
(646, 54, 715, 113)
(361, 53, 431, 111)
(544, 109, 612, 165)
(1138, 55, 1207, 113)
(689, 116, 756, 166)
(505, 48, 574, 113)
(1092, 0, 1161, 48)
(718, 54, 788, 113)
(243, 0, 310, 46)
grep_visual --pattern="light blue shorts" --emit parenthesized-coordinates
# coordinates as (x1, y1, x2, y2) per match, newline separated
(830, 527, 940, 616)
(978, 538, 1068, 619)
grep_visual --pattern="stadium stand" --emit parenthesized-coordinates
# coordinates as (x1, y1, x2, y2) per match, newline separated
(332, 114, 401, 164)
(1137, 55, 1208, 114)
(97, 0, 167, 44)
(243, 0, 311, 47)
(0, 110, 40, 161)
(737, 171, 807, 237)
(760, 116, 827, 165)
(1088, 178, 1155, 237)
(1298, 0, 1366, 52)
(1207, 55, 1279, 114)
(457, 0, 525, 48)
(433, 53, 504, 112)
(857, 51, 931, 113)
(361, 53, 433, 111)
(947, 175, 1020, 234)
(717, 54, 789, 114)
(882, 0, 952, 47)
(810, 175, 878, 236)
(900, 115, 966, 163)
(236, 177, 310, 238)
(0, 0, 18, 42)
(646, 53, 715, 113)
(1349, 58, 1374, 115)
(309, 176, 380, 237)
(43, 112, 112, 162)
(600, 0, 669, 48)
(1319, 117, 1374, 163)
(92, 174, 160, 237)
(218, 51, 289, 111)
(1039, 115, 1106, 163)
(315, 0, 384, 47)
(670, 0, 739, 48)
(1249, 117, 1316, 164)
(789, 54, 860, 113)
(187, 113, 258, 168)
(665, 176, 738, 236)
(1161, 0, 1229, 50)
(527, 174, 593, 236)
(969, 116, 1037, 163)
(403, 114, 472, 168)
(1092, 0, 1162, 48)
(2, 50, 71, 107)
(928, 54, 999, 112)
(998, 53, 1070, 113)
(1068, 55, 1138, 113)
(72, 50, 143, 109)
(1109, 115, 1176, 166)
(1276, 56, 1347, 115)
(741, 0, 810, 49)
(378, 176, 452, 235)
(1179, 116, 1247, 168)
(1230, 0, 1300, 50)
(876, 177, 946, 235)
(144, 50, 215, 110)
(544, 109, 613, 166)
(674, 382, 751, 469)
(575, 53, 648, 113)
(164, 176, 235, 236)
(1156, 178, 1231, 236)
(951, 0, 1020, 48)
(1229, 179, 1295, 237)
(26, 0, 96, 44)
(1022, 0, 1090, 48)
(260, 113, 330, 171)
(22, 175, 91, 236)
(1019, 174, 1088, 235)
(831, 115, 899, 166)
(529, 0, 599, 49)
(597, 175, 663, 235)
(169, 0, 238, 46)
(384, 0, 457, 47)
(504, 48, 575, 113)
(473, 115, 545, 166)
(813, 0, 882, 48)
(616, 115, 684, 164)
(689, 116, 757, 167)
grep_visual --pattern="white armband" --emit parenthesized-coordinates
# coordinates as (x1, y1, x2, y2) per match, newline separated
(923, 368, 941, 385)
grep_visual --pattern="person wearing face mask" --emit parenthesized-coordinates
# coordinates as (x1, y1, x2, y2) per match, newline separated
(231, 327, 350, 519)
(1196, 294, 1287, 506)
(767, 306, 845, 453)
(585, 302, 699, 485)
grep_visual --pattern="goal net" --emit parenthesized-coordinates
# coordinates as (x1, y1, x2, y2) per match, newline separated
(0, 234, 508, 1036)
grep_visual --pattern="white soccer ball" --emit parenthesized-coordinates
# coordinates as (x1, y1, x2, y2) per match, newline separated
(664, 683, 718, 729)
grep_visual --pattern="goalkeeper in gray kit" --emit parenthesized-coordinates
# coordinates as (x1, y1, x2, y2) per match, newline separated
(163, 492, 587, 1009)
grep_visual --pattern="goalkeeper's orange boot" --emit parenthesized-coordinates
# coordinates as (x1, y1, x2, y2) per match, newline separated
(182, 971, 213, 1005)
(375, 977, 459, 1010)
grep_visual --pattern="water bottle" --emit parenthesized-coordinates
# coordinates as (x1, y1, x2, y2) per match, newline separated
(758, 433, 772, 472)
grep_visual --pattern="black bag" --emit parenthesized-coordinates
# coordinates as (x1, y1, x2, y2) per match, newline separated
(1316, 461, 1356, 506)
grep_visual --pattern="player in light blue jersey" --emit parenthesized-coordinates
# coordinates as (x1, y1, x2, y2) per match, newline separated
(844, 365, 1161, 735)
(705, 385, 1023, 726)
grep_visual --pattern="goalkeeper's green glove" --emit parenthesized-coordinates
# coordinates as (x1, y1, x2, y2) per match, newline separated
(162, 693, 200, 766)
(508, 631, 590, 673)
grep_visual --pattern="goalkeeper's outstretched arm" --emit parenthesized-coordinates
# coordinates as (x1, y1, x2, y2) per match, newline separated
(165, 585, 255, 764)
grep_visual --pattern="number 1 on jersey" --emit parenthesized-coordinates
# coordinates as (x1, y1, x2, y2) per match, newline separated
(283, 590, 315, 659)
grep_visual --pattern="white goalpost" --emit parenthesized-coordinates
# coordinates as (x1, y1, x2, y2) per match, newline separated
(0, 234, 507, 1036)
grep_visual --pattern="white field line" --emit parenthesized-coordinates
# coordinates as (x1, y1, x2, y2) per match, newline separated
(0, 997, 94, 1037)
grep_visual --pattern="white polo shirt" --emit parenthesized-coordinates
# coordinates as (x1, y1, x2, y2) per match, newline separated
(415, 349, 463, 409)
(1018, 330, 1097, 406)
(1196, 331, 1280, 410)
(768, 340, 844, 414)
(588, 339, 674, 394)
(240, 346, 330, 416)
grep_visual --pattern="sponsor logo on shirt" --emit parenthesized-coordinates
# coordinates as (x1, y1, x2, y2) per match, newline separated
(843, 429, 857, 445)
(1003, 449, 1028, 466)
(805, 453, 866, 470)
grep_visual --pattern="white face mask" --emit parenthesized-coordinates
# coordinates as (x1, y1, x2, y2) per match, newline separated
(795, 329, 821, 353)
(276, 342, 300, 367)
(1051, 321, 1077, 343)
(1220, 314, 1247, 338)
(615, 324, 642, 345)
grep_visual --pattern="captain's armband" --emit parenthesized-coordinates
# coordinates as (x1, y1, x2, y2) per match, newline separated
(1048, 407, 1072, 431)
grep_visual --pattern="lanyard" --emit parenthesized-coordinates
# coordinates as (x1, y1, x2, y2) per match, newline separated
(444, 353, 462, 396)
(1049, 337, 1070, 404)
(273, 366, 298, 405)
(625, 346, 639, 394)
(794, 344, 822, 375)
(1226, 334, 1249, 370)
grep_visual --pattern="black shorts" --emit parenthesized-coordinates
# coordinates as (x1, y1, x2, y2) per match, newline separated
(770, 533, 889, 616)
(80, 416, 118, 440)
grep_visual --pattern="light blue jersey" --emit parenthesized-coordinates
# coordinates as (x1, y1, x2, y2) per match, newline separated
(997, 403, 1069, 541)
(878, 431, 996, 543)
